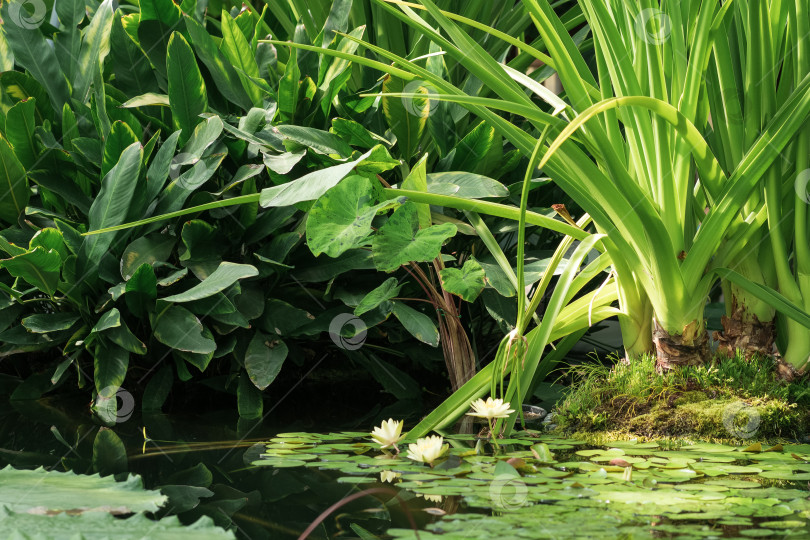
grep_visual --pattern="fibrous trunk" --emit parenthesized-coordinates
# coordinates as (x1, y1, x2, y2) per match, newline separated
(653, 318, 709, 371)
(714, 306, 775, 359)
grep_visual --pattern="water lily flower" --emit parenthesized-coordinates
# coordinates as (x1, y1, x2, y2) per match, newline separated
(419, 493, 443, 504)
(370, 418, 404, 449)
(380, 470, 400, 483)
(466, 397, 515, 420)
(407, 435, 448, 465)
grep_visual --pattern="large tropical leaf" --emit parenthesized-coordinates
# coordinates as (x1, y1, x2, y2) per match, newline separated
(80, 143, 142, 274)
(0, 466, 165, 514)
(0, 134, 29, 225)
(372, 203, 457, 272)
(166, 32, 207, 145)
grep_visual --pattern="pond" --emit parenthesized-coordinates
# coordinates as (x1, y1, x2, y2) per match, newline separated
(3, 395, 810, 539)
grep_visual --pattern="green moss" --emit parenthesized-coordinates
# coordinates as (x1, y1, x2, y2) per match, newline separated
(672, 391, 707, 406)
(554, 352, 810, 443)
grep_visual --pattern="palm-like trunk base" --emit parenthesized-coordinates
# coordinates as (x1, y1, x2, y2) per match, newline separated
(714, 308, 775, 359)
(775, 357, 803, 381)
(653, 319, 709, 371)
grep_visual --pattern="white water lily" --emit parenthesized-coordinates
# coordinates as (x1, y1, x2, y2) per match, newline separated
(407, 435, 448, 465)
(380, 470, 400, 483)
(419, 493, 443, 504)
(370, 418, 404, 449)
(466, 397, 515, 420)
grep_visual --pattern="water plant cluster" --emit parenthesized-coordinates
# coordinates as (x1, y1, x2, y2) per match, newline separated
(0, 0, 809, 537)
(258, 430, 810, 538)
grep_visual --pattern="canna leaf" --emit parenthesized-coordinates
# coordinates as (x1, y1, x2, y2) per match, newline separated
(4, 97, 37, 169)
(166, 32, 207, 146)
(80, 143, 142, 275)
(219, 11, 263, 106)
(391, 301, 439, 347)
(245, 332, 288, 390)
(0, 134, 29, 225)
(0, 247, 60, 296)
(151, 304, 216, 354)
(354, 277, 402, 316)
(161, 262, 258, 303)
(381, 74, 429, 161)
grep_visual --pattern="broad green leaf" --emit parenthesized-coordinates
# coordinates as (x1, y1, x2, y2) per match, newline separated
(151, 304, 216, 354)
(167, 32, 207, 145)
(0, 510, 234, 539)
(276, 125, 353, 157)
(263, 150, 306, 175)
(81, 143, 143, 274)
(121, 93, 170, 108)
(381, 74, 428, 161)
(237, 373, 263, 418)
(185, 17, 253, 110)
(109, 16, 159, 98)
(72, 0, 114, 103)
(372, 203, 457, 272)
(0, 134, 29, 225)
(181, 115, 224, 162)
(137, 19, 173, 81)
(439, 258, 486, 302)
(102, 121, 139, 176)
(161, 262, 258, 303)
(306, 174, 383, 258)
(1, 0, 70, 112)
(260, 147, 376, 207)
(427, 172, 509, 198)
(90, 309, 121, 334)
(401, 154, 431, 228)
(245, 332, 288, 390)
(278, 46, 300, 122)
(125, 263, 158, 316)
(145, 130, 181, 204)
(141, 364, 173, 411)
(153, 153, 226, 217)
(0, 247, 60, 295)
(29, 228, 67, 260)
(330, 118, 388, 148)
(5, 97, 36, 169)
(139, 0, 181, 25)
(391, 301, 439, 346)
(22, 313, 79, 333)
(120, 235, 176, 280)
(93, 429, 128, 476)
(94, 343, 129, 397)
(219, 11, 263, 106)
(354, 277, 402, 316)
(106, 323, 147, 356)
(0, 466, 166, 514)
(450, 121, 496, 172)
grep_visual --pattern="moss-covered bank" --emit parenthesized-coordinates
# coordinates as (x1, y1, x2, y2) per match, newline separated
(554, 353, 810, 442)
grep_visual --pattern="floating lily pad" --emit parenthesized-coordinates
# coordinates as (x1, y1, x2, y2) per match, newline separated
(0, 467, 166, 515)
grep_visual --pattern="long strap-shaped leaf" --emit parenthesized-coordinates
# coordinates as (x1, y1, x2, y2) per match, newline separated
(498, 233, 605, 434)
